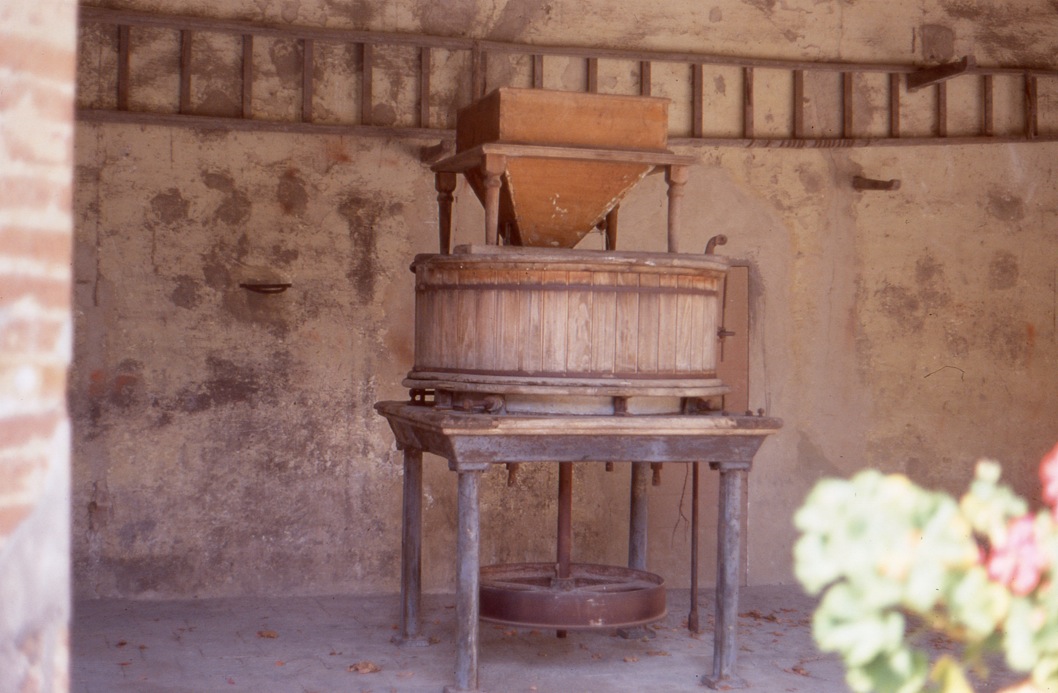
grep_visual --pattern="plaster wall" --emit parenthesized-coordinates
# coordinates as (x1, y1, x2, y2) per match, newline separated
(72, 0, 1058, 598)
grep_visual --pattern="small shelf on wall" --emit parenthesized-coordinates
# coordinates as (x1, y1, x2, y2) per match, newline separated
(77, 5, 1058, 148)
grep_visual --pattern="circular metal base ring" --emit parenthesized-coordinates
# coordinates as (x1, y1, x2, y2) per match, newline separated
(479, 562, 666, 630)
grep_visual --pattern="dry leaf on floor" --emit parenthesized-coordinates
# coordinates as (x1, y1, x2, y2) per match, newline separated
(348, 661, 381, 674)
(623, 656, 638, 663)
(646, 650, 670, 657)
(257, 630, 279, 639)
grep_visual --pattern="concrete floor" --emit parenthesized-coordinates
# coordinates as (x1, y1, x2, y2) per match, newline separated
(71, 586, 1020, 693)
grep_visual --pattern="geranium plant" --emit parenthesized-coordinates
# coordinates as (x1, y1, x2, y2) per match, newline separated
(794, 442, 1058, 693)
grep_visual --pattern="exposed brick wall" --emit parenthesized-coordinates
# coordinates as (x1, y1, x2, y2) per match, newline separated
(1, 0, 77, 690)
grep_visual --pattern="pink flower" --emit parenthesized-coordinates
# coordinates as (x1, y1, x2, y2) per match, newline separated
(988, 515, 1047, 596)
(1040, 441, 1058, 510)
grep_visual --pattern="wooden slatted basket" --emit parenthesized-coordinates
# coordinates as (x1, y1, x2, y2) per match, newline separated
(404, 245, 729, 399)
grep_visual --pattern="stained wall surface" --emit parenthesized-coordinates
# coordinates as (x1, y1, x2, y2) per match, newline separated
(72, 0, 1058, 598)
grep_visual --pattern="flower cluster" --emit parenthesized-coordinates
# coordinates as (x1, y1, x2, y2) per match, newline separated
(986, 443, 1058, 597)
(795, 441, 1058, 693)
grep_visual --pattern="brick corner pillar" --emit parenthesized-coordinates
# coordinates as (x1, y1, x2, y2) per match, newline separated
(0, 0, 78, 690)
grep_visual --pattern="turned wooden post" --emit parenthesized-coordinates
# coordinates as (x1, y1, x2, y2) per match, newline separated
(435, 172, 457, 255)
(665, 165, 689, 253)
(482, 154, 506, 246)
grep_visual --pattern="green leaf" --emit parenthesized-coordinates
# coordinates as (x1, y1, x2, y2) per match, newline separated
(930, 656, 974, 693)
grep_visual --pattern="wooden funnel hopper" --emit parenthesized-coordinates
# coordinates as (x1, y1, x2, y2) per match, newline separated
(455, 88, 670, 248)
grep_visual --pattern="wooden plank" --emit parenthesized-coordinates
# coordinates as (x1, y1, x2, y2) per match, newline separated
(590, 272, 617, 374)
(792, 69, 804, 138)
(1026, 73, 1038, 139)
(692, 63, 704, 138)
(640, 60, 651, 96)
(717, 266, 749, 413)
(842, 72, 853, 138)
(983, 73, 994, 136)
(179, 30, 192, 115)
(524, 270, 544, 373)
(301, 38, 314, 123)
(498, 279, 522, 372)
(434, 144, 692, 174)
(414, 269, 432, 368)
(476, 270, 501, 372)
(657, 273, 678, 372)
(241, 34, 253, 119)
(540, 270, 569, 373)
(614, 273, 640, 373)
(420, 46, 431, 128)
(532, 54, 543, 89)
(117, 25, 130, 111)
(742, 67, 754, 139)
(587, 57, 598, 93)
(440, 267, 460, 371)
(675, 275, 696, 372)
(889, 73, 900, 138)
(78, 108, 1058, 147)
(636, 273, 660, 374)
(937, 81, 947, 137)
(361, 43, 373, 126)
(566, 271, 593, 372)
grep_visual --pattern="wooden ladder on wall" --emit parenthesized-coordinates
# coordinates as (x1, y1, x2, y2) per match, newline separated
(78, 6, 1058, 148)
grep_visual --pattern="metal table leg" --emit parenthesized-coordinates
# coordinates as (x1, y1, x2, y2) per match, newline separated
(446, 469, 483, 693)
(394, 448, 429, 647)
(703, 464, 746, 689)
(628, 461, 650, 570)
(620, 461, 654, 640)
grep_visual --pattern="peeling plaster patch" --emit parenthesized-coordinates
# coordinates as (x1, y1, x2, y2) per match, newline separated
(277, 169, 308, 216)
(271, 244, 299, 266)
(202, 250, 232, 291)
(177, 355, 269, 413)
(280, 1, 299, 23)
(876, 283, 922, 330)
(745, 0, 778, 13)
(198, 88, 240, 118)
(987, 191, 1025, 222)
(267, 40, 302, 81)
(338, 194, 401, 301)
(796, 165, 823, 194)
(413, 0, 480, 37)
(714, 75, 726, 96)
(920, 24, 955, 62)
(709, 7, 723, 22)
(914, 252, 951, 308)
(987, 318, 1033, 368)
(150, 189, 189, 225)
(170, 274, 200, 310)
(108, 554, 196, 596)
(988, 251, 1019, 290)
(203, 171, 252, 226)
(371, 103, 397, 127)
(118, 519, 157, 550)
(320, 0, 376, 27)
(487, 0, 556, 41)
(941, 0, 984, 19)
(944, 327, 970, 358)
